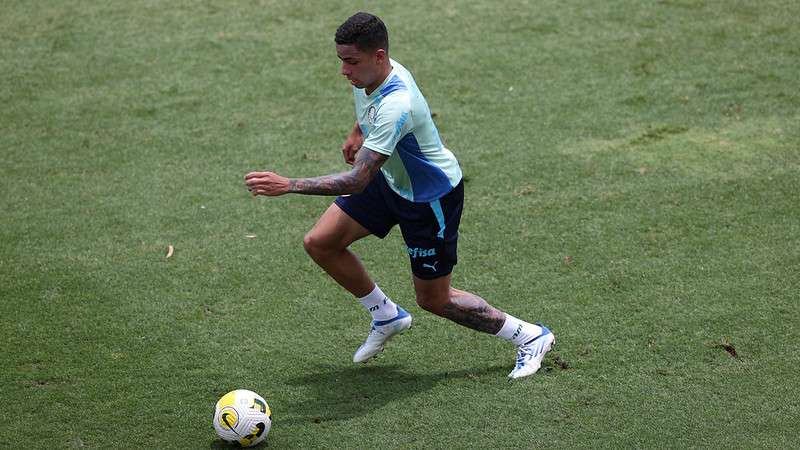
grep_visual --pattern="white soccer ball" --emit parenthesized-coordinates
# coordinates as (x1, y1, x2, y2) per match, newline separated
(213, 389, 272, 447)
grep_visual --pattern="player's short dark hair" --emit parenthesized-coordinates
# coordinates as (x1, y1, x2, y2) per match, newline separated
(335, 12, 389, 53)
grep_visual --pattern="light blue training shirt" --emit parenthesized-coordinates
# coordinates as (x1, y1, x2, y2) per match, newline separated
(354, 59, 462, 203)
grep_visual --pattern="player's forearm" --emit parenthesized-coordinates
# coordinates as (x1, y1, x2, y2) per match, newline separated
(351, 120, 362, 136)
(288, 170, 367, 196)
(287, 147, 387, 196)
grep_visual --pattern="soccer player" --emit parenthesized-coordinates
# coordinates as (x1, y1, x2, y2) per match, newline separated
(245, 12, 554, 379)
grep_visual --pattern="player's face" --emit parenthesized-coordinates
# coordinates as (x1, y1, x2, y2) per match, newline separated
(336, 44, 385, 91)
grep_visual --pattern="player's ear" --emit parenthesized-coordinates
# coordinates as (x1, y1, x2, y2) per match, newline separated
(374, 48, 387, 64)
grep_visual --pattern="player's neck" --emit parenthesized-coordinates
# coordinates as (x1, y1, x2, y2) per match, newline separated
(364, 63, 393, 96)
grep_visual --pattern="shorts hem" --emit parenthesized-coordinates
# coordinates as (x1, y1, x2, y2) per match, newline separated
(411, 267, 454, 281)
(334, 197, 391, 239)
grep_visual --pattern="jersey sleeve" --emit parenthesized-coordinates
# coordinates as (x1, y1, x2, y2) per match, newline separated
(362, 95, 412, 156)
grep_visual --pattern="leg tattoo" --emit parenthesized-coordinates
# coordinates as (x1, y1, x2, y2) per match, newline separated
(441, 289, 506, 334)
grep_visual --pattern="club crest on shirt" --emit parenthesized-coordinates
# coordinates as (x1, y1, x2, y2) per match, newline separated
(367, 105, 377, 125)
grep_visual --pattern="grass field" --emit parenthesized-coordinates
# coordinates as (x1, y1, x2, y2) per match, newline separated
(2, 0, 799, 448)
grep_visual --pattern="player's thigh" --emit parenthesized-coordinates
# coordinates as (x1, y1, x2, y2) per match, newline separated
(306, 202, 371, 250)
(399, 183, 463, 280)
(412, 273, 453, 312)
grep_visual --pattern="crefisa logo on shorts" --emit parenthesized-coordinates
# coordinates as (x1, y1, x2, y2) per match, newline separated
(407, 247, 436, 258)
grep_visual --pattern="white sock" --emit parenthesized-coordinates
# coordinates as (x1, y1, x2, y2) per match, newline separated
(358, 284, 398, 321)
(496, 314, 543, 346)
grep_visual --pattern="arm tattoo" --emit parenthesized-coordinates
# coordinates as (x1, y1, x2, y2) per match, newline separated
(441, 289, 506, 334)
(288, 148, 388, 196)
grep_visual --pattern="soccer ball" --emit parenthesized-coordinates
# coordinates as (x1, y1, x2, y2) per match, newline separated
(213, 389, 272, 447)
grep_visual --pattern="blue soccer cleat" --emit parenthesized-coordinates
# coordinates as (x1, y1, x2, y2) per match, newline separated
(508, 324, 555, 379)
(353, 306, 412, 363)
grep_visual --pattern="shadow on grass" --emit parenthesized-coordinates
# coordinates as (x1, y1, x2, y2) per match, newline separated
(208, 361, 561, 447)
(280, 363, 507, 426)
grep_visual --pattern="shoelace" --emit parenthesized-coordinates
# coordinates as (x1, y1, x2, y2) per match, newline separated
(367, 325, 387, 340)
(515, 346, 534, 368)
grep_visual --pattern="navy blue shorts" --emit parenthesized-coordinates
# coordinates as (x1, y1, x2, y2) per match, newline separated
(334, 174, 464, 280)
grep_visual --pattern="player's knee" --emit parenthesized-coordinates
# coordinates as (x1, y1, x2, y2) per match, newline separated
(415, 293, 446, 315)
(415, 295, 434, 312)
(302, 231, 323, 257)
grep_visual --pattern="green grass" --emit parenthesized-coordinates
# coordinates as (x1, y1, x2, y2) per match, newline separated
(2, 0, 799, 448)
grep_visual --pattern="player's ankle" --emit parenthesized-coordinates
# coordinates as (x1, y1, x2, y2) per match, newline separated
(495, 314, 544, 346)
(358, 284, 399, 321)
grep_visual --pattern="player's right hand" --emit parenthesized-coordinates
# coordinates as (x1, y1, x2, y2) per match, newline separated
(342, 130, 363, 165)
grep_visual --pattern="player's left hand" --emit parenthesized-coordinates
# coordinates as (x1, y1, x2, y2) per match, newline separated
(244, 171, 290, 196)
